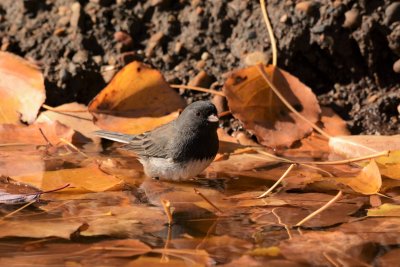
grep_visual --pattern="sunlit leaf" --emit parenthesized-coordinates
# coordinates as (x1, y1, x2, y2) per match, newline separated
(223, 65, 320, 147)
(334, 159, 381, 195)
(0, 52, 45, 124)
(89, 61, 185, 134)
(329, 135, 400, 157)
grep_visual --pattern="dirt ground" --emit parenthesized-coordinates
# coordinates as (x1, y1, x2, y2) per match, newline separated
(0, 0, 399, 135)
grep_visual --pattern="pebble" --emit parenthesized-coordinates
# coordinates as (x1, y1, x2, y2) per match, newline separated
(393, 58, 400, 73)
(72, 50, 88, 64)
(201, 52, 210, 61)
(188, 70, 214, 88)
(53, 27, 66, 36)
(92, 55, 102, 64)
(70, 2, 82, 30)
(280, 14, 288, 23)
(212, 94, 228, 114)
(243, 51, 269, 66)
(295, 1, 316, 14)
(385, 2, 400, 25)
(114, 31, 133, 48)
(195, 60, 206, 70)
(145, 31, 164, 57)
(342, 8, 360, 29)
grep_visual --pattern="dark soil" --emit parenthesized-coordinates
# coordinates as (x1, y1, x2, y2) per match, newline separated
(0, 0, 399, 134)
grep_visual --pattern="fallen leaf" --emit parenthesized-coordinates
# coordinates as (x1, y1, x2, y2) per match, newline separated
(37, 102, 101, 142)
(377, 248, 400, 267)
(89, 61, 185, 134)
(329, 135, 400, 157)
(0, 121, 86, 145)
(367, 203, 400, 217)
(376, 150, 400, 180)
(334, 159, 382, 195)
(12, 163, 123, 193)
(320, 107, 350, 136)
(0, 176, 40, 204)
(128, 254, 211, 267)
(279, 231, 369, 266)
(223, 65, 320, 147)
(0, 52, 45, 124)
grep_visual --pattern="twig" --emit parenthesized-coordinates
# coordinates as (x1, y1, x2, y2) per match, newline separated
(170, 84, 225, 97)
(257, 149, 389, 165)
(194, 188, 223, 213)
(1, 200, 36, 220)
(59, 137, 89, 158)
(256, 64, 332, 139)
(259, 0, 277, 66)
(295, 191, 343, 227)
(38, 128, 53, 146)
(161, 225, 172, 263)
(257, 164, 296, 198)
(161, 199, 173, 225)
(271, 208, 292, 239)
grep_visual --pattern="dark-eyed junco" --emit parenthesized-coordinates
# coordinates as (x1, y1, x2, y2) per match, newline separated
(95, 101, 219, 181)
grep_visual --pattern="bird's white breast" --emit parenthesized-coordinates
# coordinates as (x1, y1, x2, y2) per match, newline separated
(139, 157, 213, 181)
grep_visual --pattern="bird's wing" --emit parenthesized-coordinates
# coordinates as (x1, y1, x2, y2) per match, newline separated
(123, 123, 175, 158)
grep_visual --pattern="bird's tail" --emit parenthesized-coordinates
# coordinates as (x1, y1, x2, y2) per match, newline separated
(94, 130, 134, 144)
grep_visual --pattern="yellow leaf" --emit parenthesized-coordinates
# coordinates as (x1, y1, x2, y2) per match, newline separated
(335, 159, 381, 195)
(247, 246, 281, 257)
(367, 203, 400, 217)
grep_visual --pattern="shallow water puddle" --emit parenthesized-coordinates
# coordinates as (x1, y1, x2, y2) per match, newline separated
(0, 142, 398, 266)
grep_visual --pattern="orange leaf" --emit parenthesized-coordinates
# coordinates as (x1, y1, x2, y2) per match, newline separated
(0, 52, 45, 124)
(223, 65, 320, 147)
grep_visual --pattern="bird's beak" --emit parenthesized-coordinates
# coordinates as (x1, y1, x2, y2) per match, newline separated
(207, 114, 219, 122)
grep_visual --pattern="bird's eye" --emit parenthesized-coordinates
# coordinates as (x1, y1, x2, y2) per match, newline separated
(196, 112, 201, 116)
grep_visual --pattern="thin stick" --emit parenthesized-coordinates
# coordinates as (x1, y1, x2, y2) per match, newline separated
(295, 191, 343, 227)
(323, 252, 340, 267)
(161, 199, 173, 225)
(256, 64, 332, 139)
(257, 164, 296, 198)
(59, 137, 89, 158)
(271, 208, 292, 239)
(38, 128, 53, 146)
(1, 201, 36, 220)
(194, 188, 223, 213)
(161, 225, 172, 263)
(170, 84, 225, 97)
(260, 0, 277, 66)
(257, 149, 389, 165)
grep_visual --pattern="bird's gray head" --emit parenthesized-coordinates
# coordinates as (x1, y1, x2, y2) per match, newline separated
(176, 101, 219, 131)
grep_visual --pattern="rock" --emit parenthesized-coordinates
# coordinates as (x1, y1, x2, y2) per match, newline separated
(212, 94, 228, 114)
(385, 2, 400, 25)
(72, 50, 88, 64)
(342, 8, 360, 29)
(295, 1, 317, 15)
(392, 58, 400, 73)
(188, 70, 214, 88)
(201, 52, 210, 60)
(101, 65, 117, 83)
(145, 32, 164, 57)
(243, 51, 269, 66)
(70, 2, 83, 31)
(114, 31, 133, 49)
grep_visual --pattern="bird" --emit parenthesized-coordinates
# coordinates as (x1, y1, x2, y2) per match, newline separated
(95, 101, 219, 181)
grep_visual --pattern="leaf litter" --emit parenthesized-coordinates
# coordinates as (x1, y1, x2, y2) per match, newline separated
(0, 16, 400, 267)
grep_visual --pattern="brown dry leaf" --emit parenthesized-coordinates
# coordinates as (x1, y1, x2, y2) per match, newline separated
(339, 217, 400, 246)
(279, 231, 370, 266)
(12, 163, 123, 193)
(0, 219, 83, 239)
(377, 248, 400, 267)
(37, 102, 101, 142)
(0, 52, 45, 124)
(0, 121, 87, 145)
(223, 65, 320, 147)
(367, 203, 400, 217)
(329, 135, 400, 157)
(127, 254, 211, 267)
(89, 61, 185, 134)
(334, 159, 382, 195)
